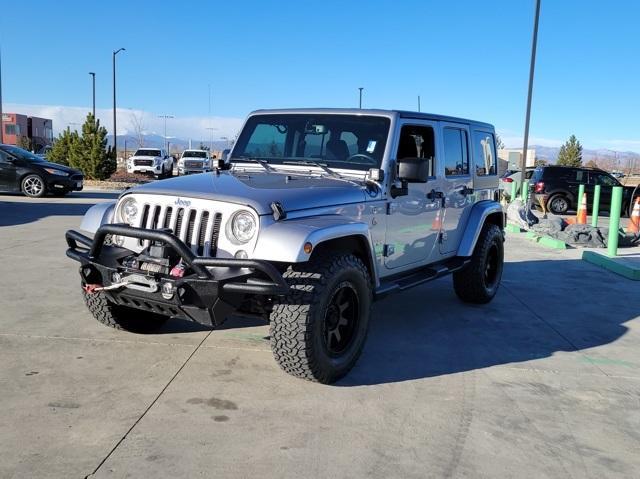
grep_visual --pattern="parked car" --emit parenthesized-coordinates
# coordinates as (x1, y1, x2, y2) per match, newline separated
(177, 149, 211, 175)
(0, 144, 83, 197)
(65, 108, 504, 383)
(499, 168, 535, 200)
(127, 148, 173, 178)
(531, 165, 640, 216)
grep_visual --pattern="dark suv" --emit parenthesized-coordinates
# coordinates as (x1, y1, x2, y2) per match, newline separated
(531, 166, 639, 216)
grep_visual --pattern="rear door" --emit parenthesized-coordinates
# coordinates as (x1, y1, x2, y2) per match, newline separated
(439, 122, 473, 255)
(589, 171, 619, 209)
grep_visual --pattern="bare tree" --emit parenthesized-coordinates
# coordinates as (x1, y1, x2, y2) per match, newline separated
(129, 110, 146, 148)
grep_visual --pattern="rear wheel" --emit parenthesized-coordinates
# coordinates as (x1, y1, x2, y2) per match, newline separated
(269, 252, 372, 384)
(82, 287, 169, 333)
(548, 194, 570, 215)
(453, 223, 504, 304)
(21, 174, 46, 198)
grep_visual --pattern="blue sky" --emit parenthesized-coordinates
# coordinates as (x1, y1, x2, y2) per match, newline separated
(1, 0, 639, 150)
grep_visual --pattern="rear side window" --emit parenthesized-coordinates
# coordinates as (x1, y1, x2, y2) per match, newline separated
(472, 131, 496, 176)
(443, 128, 469, 176)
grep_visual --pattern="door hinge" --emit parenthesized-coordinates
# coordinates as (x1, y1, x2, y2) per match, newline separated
(438, 232, 447, 243)
(383, 244, 395, 257)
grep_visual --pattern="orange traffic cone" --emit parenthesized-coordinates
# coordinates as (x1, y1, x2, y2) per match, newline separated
(628, 197, 640, 234)
(431, 209, 442, 230)
(576, 192, 587, 224)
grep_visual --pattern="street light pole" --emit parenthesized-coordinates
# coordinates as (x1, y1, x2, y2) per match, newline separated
(520, 0, 541, 190)
(418, 95, 421, 112)
(112, 48, 125, 161)
(0, 45, 4, 144)
(89, 72, 96, 119)
(205, 127, 216, 153)
(358, 87, 364, 109)
(158, 115, 174, 152)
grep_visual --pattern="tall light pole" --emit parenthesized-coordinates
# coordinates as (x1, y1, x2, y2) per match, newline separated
(0, 45, 4, 144)
(358, 87, 364, 109)
(519, 0, 541, 189)
(417, 95, 421, 112)
(89, 72, 96, 119)
(205, 127, 217, 153)
(112, 47, 125, 160)
(158, 115, 174, 152)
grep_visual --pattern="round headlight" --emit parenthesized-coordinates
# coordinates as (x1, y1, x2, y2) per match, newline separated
(230, 210, 256, 243)
(119, 197, 139, 226)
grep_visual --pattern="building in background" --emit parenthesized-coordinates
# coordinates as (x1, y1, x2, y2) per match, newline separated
(1, 113, 53, 151)
(497, 148, 536, 174)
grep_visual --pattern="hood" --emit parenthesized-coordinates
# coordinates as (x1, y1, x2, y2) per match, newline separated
(126, 170, 369, 215)
(130, 155, 161, 160)
(35, 160, 82, 175)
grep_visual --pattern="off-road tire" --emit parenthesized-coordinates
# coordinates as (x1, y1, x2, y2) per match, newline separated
(453, 223, 504, 304)
(21, 174, 46, 198)
(82, 288, 169, 333)
(269, 252, 372, 384)
(548, 194, 570, 215)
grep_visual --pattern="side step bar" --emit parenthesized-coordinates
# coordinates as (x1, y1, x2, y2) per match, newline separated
(375, 257, 470, 298)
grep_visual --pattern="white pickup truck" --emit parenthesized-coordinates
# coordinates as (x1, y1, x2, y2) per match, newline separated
(177, 149, 211, 175)
(127, 148, 173, 178)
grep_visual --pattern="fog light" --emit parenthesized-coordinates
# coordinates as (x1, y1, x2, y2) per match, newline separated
(161, 282, 174, 300)
(112, 272, 122, 283)
(113, 235, 125, 246)
(235, 250, 248, 259)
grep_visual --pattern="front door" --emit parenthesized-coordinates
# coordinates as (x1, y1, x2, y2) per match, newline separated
(384, 122, 442, 270)
(0, 150, 17, 192)
(439, 123, 474, 254)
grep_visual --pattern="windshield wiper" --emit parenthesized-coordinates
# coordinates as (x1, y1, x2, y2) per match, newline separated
(282, 160, 341, 179)
(233, 157, 275, 173)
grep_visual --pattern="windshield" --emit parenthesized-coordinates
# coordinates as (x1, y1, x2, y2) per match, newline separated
(134, 149, 161, 157)
(182, 151, 208, 158)
(232, 114, 391, 171)
(0, 145, 45, 162)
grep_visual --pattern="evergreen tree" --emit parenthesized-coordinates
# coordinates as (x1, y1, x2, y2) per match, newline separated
(47, 128, 78, 166)
(556, 135, 583, 167)
(68, 113, 116, 180)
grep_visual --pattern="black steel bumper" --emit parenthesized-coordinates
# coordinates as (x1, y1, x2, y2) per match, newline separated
(65, 224, 288, 326)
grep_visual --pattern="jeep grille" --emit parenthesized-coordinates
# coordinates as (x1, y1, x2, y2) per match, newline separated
(138, 204, 222, 256)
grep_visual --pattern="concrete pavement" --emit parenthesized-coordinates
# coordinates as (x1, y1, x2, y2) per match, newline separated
(1, 192, 639, 478)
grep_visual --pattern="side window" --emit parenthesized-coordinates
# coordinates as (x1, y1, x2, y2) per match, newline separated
(593, 173, 618, 186)
(396, 125, 436, 178)
(574, 169, 587, 183)
(242, 123, 286, 157)
(443, 128, 469, 176)
(472, 131, 496, 176)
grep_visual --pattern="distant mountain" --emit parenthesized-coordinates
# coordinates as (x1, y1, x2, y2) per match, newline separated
(529, 145, 640, 170)
(106, 133, 231, 153)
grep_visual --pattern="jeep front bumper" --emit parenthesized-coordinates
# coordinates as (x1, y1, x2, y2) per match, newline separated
(65, 224, 288, 326)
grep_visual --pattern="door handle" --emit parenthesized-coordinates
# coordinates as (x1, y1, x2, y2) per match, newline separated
(459, 186, 474, 196)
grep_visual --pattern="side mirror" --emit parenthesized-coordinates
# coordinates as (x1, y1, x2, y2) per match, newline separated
(397, 157, 429, 183)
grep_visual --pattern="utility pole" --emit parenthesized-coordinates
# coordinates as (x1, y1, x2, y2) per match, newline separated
(158, 115, 174, 152)
(418, 95, 421, 112)
(89, 72, 96, 119)
(0, 45, 4, 144)
(205, 127, 216, 153)
(112, 48, 126, 160)
(358, 87, 364, 109)
(519, 0, 541, 189)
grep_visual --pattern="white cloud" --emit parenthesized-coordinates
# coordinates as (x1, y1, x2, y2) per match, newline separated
(4, 103, 244, 141)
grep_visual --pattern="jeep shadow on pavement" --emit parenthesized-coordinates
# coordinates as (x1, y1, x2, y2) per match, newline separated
(66, 108, 505, 384)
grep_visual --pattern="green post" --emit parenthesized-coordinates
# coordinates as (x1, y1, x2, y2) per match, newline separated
(522, 180, 529, 203)
(591, 184, 601, 227)
(607, 186, 623, 257)
(510, 181, 518, 203)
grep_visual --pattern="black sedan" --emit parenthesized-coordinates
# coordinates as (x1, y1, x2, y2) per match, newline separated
(0, 144, 84, 197)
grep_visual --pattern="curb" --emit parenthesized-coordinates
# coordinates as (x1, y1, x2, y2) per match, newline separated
(505, 223, 568, 250)
(582, 251, 640, 280)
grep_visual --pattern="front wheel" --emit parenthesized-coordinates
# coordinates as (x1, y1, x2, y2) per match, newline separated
(453, 223, 504, 304)
(82, 287, 169, 333)
(269, 252, 372, 384)
(21, 174, 46, 198)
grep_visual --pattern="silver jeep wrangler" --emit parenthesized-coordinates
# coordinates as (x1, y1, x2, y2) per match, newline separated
(66, 108, 504, 383)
